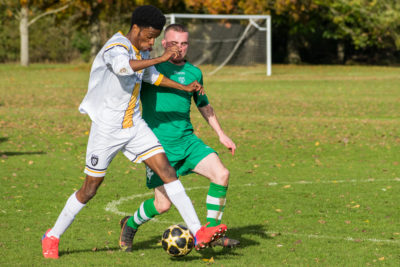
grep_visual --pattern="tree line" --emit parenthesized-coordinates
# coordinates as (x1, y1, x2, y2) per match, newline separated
(1, 0, 399, 65)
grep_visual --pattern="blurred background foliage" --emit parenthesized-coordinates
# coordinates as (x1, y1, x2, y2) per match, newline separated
(1, 0, 399, 64)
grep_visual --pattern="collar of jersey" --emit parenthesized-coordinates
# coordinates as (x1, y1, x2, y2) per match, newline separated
(118, 31, 140, 55)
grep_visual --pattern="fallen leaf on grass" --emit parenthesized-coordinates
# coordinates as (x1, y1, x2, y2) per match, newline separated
(202, 257, 214, 263)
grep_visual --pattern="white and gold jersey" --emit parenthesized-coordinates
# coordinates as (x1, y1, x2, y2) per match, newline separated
(79, 32, 163, 129)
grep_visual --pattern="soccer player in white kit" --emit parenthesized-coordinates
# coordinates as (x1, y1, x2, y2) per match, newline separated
(41, 5, 226, 259)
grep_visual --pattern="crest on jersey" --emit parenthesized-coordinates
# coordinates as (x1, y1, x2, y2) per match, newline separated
(91, 154, 99, 166)
(146, 166, 154, 179)
(178, 77, 185, 84)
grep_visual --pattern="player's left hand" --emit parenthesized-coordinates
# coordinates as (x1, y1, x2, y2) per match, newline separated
(219, 134, 236, 155)
(185, 81, 205, 95)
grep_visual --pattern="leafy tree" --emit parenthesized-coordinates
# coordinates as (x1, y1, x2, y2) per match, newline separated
(183, 0, 238, 14)
(4, 0, 71, 66)
(321, 0, 400, 62)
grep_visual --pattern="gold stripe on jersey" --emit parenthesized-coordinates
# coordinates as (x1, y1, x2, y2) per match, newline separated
(132, 45, 140, 55)
(132, 45, 143, 73)
(154, 74, 164, 86)
(85, 167, 106, 175)
(122, 82, 140, 128)
(105, 42, 129, 52)
(133, 147, 164, 163)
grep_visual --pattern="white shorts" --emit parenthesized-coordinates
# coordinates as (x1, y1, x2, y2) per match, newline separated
(84, 119, 164, 177)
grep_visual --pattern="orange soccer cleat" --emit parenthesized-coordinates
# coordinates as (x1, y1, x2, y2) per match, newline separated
(194, 223, 227, 250)
(41, 229, 59, 259)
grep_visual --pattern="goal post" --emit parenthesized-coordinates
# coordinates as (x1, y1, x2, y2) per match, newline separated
(153, 14, 272, 76)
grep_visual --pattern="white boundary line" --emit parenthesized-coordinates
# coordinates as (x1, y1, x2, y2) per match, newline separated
(105, 184, 253, 221)
(105, 178, 399, 216)
(105, 185, 221, 217)
(105, 178, 400, 239)
(267, 177, 400, 186)
(260, 231, 400, 245)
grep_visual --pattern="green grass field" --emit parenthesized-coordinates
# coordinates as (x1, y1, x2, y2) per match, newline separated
(1, 64, 399, 266)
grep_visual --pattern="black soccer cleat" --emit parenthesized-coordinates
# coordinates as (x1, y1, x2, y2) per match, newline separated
(119, 216, 137, 252)
(210, 236, 240, 248)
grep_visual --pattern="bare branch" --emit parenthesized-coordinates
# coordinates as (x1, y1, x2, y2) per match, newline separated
(28, 2, 71, 27)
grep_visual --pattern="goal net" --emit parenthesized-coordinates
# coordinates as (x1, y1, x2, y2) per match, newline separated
(151, 14, 272, 76)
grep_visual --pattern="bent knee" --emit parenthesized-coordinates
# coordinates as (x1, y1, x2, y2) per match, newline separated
(78, 184, 99, 203)
(157, 165, 177, 182)
(155, 200, 172, 214)
(213, 168, 230, 186)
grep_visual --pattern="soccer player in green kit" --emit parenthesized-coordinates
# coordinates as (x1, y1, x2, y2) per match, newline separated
(119, 24, 239, 249)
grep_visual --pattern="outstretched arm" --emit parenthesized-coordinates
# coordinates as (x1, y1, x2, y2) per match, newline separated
(129, 44, 178, 72)
(198, 104, 236, 155)
(159, 77, 205, 95)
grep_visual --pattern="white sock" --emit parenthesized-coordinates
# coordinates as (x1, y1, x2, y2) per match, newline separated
(164, 180, 201, 235)
(47, 192, 86, 238)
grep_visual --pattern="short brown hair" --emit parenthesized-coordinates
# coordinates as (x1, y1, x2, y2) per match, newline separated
(164, 24, 188, 35)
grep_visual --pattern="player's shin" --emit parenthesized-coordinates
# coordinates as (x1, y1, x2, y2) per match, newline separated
(47, 192, 86, 238)
(163, 180, 201, 235)
(127, 198, 160, 229)
(206, 183, 227, 227)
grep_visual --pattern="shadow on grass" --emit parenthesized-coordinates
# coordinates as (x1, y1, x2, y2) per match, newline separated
(0, 151, 46, 156)
(195, 224, 271, 260)
(59, 235, 162, 257)
(0, 137, 46, 157)
(59, 246, 120, 257)
(153, 224, 270, 262)
(59, 224, 271, 260)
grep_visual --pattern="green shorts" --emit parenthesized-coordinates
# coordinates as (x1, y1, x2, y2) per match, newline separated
(146, 134, 216, 189)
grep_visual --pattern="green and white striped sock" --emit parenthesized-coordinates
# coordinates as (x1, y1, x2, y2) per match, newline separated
(206, 182, 227, 227)
(127, 198, 159, 229)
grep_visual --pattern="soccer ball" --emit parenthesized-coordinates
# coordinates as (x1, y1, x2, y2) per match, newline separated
(161, 224, 194, 257)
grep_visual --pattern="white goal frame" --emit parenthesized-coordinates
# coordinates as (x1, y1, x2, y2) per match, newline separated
(165, 13, 272, 76)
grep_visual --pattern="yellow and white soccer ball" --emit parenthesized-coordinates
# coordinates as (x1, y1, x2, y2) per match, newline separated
(161, 224, 194, 257)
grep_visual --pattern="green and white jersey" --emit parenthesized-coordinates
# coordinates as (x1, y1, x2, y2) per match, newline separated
(141, 61, 209, 143)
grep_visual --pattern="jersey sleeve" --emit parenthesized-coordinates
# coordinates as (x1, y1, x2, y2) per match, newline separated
(103, 41, 135, 76)
(193, 71, 209, 107)
(143, 65, 164, 86)
(142, 51, 164, 85)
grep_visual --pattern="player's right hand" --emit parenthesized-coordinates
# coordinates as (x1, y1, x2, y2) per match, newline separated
(184, 81, 205, 95)
(161, 42, 179, 61)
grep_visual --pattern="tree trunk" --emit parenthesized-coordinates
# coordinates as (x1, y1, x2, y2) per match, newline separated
(89, 6, 101, 60)
(337, 41, 345, 64)
(20, 4, 29, 66)
(287, 34, 301, 64)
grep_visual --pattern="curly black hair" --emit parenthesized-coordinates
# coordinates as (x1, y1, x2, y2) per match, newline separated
(130, 5, 166, 31)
